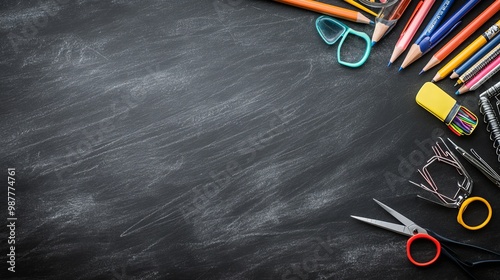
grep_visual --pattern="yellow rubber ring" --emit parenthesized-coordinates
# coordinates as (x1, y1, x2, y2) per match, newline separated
(456, 197, 492, 230)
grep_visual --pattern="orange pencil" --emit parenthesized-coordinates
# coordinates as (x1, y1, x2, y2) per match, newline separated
(421, 0, 500, 73)
(273, 0, 373, 25)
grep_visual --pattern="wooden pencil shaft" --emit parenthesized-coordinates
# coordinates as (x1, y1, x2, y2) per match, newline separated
(274, 0, 371, 24)
(435, 21, 500, 80)
(470, 60, 500, 91)
(460, 46, 500, 84)
(344, 0, 378, 17)
(432, 1, 500, 62)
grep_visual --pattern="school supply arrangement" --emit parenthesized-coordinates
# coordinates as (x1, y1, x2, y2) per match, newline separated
(271, 1, 500, 278)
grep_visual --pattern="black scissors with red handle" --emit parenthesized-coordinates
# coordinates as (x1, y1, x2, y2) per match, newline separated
(351, 199, 500, 279)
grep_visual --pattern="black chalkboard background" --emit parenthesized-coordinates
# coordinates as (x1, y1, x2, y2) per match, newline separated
(1, 0, 500, 279)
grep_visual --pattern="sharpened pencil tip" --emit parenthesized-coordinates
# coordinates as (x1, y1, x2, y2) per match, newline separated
(371, 41, 376, 47)
(454, 82, 458, 87)
(419, 70, 424, 75)
(398, 67, 403, 72)
(387, 62, 392, 67)
(431, 79, 436, 83)
(455, 90, 459, 95)
(370, 20, 374, 25)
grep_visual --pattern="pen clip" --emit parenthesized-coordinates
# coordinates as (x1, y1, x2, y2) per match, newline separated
(429, 21, 461, 49)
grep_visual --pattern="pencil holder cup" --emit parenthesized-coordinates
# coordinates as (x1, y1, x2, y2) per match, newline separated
(315, 16, 371, 68)
(358, 0, 399, 8)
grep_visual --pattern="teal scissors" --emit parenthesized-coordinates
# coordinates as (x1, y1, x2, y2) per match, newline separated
(352, 199, 500, 279)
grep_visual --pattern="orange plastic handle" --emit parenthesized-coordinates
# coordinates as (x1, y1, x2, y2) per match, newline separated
(457, 196, 492, 230)
(406, 233, 441, 266)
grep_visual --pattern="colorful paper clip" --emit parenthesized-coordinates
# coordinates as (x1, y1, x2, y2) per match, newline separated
(409, 137, 492, 230)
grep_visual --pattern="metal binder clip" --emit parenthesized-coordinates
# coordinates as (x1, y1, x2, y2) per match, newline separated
(447, 138, 500, 189)
(409, 137, 492, 230)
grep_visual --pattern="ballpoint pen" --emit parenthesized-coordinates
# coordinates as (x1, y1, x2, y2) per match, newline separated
(399, 0, 454, 70)
(388, 0, 435, 65)
(400, 0, 480, 70)
(423, 1, 500, 74)
(371, 0, 412, 45)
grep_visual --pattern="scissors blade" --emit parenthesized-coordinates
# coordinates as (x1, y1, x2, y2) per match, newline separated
(351, 215, 414, 237)
(373, 198, 423, 232)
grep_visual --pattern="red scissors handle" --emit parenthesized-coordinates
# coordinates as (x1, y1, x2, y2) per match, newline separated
(406, 233, 441, 266)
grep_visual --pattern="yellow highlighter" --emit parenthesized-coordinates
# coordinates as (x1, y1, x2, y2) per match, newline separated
(416, 82, 477, 136)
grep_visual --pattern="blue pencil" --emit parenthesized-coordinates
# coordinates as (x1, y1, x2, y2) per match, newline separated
(450, 34, 500, 79)
(400, 0, 480, 70)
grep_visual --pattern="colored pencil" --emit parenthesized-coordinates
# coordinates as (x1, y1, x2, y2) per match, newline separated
(432, 20, 500, 82)
(344, 0, 378, 17)
(273, 0, 373, 24)
(400, 0, 473, 71)
(456, 44, 500, 85)
(450, 32, 500, 79)
(389, 0, 435, 65)
(422, 1, 500, 73)
(372, 0, 412, 44)
(456, 55, 500, 95)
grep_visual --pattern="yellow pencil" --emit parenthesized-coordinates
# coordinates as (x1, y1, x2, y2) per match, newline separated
(432, 19, 500, 82)
(344, 0, 378, 17)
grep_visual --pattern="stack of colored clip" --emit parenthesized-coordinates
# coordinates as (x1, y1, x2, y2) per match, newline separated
(449, 107, 477, 136)
(416, 83, 478, 136)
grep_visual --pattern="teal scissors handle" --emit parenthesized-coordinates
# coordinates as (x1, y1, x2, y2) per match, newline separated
(315, 16, 371, 68)
(337, 28, 371, 68)
(407, 229, 500, 279)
